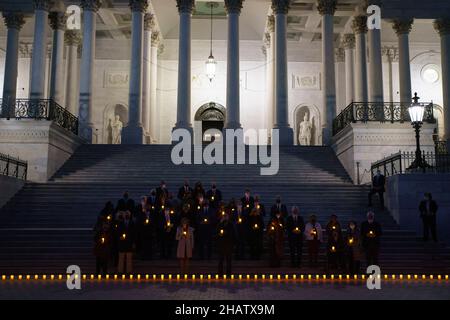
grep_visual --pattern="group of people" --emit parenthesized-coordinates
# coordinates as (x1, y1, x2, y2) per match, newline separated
(93, 180, 384, 276)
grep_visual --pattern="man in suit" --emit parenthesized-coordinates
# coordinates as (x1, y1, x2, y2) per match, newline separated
(147, 189, 158, 210)
(360, 211, 382, 267)
(419, 192, 438, 242)
(368, 170, 386, 208)
(216, 212, 236, 276)
(117, 210, 136, 274)
(178, 179, 193, 201)
(116, 191, 136, 215)
(286, 206, 305, 267)
(270, 195, 288, 219)
(240, 189, 254, 215)
(233, 201, 247, 260)
(156, 180, 169, 202)
(196, 200, 215, 260)
(206, 182, 222, 209)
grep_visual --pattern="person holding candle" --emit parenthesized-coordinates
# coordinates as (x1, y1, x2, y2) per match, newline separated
(326, 229, 345, 272)
(162, 207, 176, 259)
(178, 179, 193, 201)
(325, 214, 342, 238)
(248, 207, 265, 260)
(254, 195, 266, 217)
(304, 214, 323, 267)
(196, 200, 215, 260)
(176, 218, 194, 274)
(286, 206, 305, 268)
(267, 212, 285, 267)
(206, 182, 222, 209)
(136, 196, 153, 260)
(216, 212, 236, 276)
(117, 210, 136, 274)
(345, 221, 362, 274)
(193, 181, 206, 200)
(270, 195, 288, 219)
(241, 189, 255, 215)
(233, 200, 248, 260)
(116, 191, 136, 216)
(156, 180, 169, 203)
(93, 219, 112, 275)
(360, 211, 382, 267)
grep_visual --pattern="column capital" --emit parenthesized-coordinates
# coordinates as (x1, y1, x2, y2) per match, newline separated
(2, 12, 26, 30)
(382, 46, 398, 62)
(271, 0, 291, 15)
(34, 0, 54, 11)
(392, 18, 413, 35)
(352, 15, 368, 34)
(267, 14, 275, 32)
(433, 18, 450, 36)
(158, 43, 165, 57)
(176, 0, 195, 14)
(151, 31, 161, 46)
(341, 33, 355, 49)
(129, 0, 148, 13)
(80, 0, 102, 12)
(225, 0, 244, 14)
(65, 29, 81, 45)
(317, 0, 336, 16)
(144, 13, 155, 31)
(49, 12, 67, 30)
(335, 47, 345, 62)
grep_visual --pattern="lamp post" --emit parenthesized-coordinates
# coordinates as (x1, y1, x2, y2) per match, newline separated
(408, 92, 430, 170)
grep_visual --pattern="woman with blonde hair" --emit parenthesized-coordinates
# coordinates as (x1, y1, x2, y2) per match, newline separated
(176, 218, 194, 274)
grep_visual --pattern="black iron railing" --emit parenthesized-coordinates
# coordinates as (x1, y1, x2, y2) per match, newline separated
(333, 102, 435, 136)
(371, 151, 450, 178)
(0, 98, 78, 135)
(0, 152, 27, 180)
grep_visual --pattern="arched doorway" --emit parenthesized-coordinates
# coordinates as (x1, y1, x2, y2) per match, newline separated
(194, 102, 226, 142)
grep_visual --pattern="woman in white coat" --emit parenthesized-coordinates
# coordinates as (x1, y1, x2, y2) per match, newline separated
(176, 218, 194, 274)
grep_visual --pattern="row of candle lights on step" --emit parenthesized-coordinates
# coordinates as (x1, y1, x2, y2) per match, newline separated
(1, 274, 449, 281)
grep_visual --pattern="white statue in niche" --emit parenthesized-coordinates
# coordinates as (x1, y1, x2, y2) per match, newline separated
(298, 113, 313, 146)
(111, 115, 123, 144)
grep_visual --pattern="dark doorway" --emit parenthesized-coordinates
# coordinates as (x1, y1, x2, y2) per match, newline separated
(194, 102, 226, 143)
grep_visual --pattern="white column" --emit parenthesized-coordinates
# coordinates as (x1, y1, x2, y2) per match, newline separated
(271, 0, 293, 145)
(352, 16, 368, 102)
(78, 0, 101, 142)
(392, 19, 413, 103)
(1, 13, 25, 118)
(434, 19, 450, 141)
(122, 0, 148, 144)
(368, 21, 384, 102)
(342, 34, 355, 105)
(224, 0, 243, 131)
(173, 0, 194, 132)
(48, 11, 66, 105)
(265, 15, 275, 143)
(150, 31, 160, 143)
(142, 13, 154, 141)
(64, 30, 81, 115)
(29, 0, 51, 101)
(382, 46, 397, 103)
(318, 0, 337, 145)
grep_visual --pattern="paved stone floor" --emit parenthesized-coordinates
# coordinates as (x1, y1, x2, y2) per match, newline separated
(1, 280, 450, 300)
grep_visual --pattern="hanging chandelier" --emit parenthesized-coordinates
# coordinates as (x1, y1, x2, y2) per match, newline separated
(205, 2, 217, 82)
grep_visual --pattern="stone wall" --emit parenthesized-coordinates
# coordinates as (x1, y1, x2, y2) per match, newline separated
(0, 175, 24, 208)
(0, 119, 84, 182)
(386, 174, 450, 242)
(331, 122, 436, 184)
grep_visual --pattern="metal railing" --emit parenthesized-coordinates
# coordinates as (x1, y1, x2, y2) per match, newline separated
(0, 153, 27, 180)
(333, 101, 435, 136)
(371, 151, 450, 178)
(0, 98, 79, 135)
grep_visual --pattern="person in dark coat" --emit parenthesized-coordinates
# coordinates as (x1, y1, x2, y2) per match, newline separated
(206, 182, 222, 209)
(327, 229, 345, 272)
(419, 192, 438, 242)
(247, 207, 264, 260)
(196, 200, 215, 260)
(267, 212, 285, 267)
(117, 210, 135, 274)
(136, 196, 154, 260)
(286, 206, 305, 267)
(93, 219, 112, 275)
(253, 195, 266, 217)
(193, 181, 206, 200)
(240, 189, 255, 215)
(360, 211, 382, 267)
(325, 214, 342, 238)
(345, 221, 362, 274)
(233, 201, 247, 260)
(178, 180, 193, 201)
(270, 195, 288, 219)
(156, 180, 169, 202)
(116, 191, 136, 216)
(368, 170, 385, 208)
(216, 213, 236, 276)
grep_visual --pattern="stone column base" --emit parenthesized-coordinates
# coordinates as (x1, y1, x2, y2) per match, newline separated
(272, 127, 293, 145)
(121, 125, 144, 144)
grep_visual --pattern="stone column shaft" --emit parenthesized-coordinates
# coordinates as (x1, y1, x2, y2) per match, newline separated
(342, 34, 355, 105)
(1, 12, 25, 118)
(49, 12, 66, 105)
(353, 16, 368, 102)
(30, 0, 50, 100)
(142, 13, 153, 139)
(65, 30, 80, 115)
(368, 27, 384, 102)
(393, 19, 413, 103)
(174, 0, 194, 131)
(150, 31, 160, 143)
